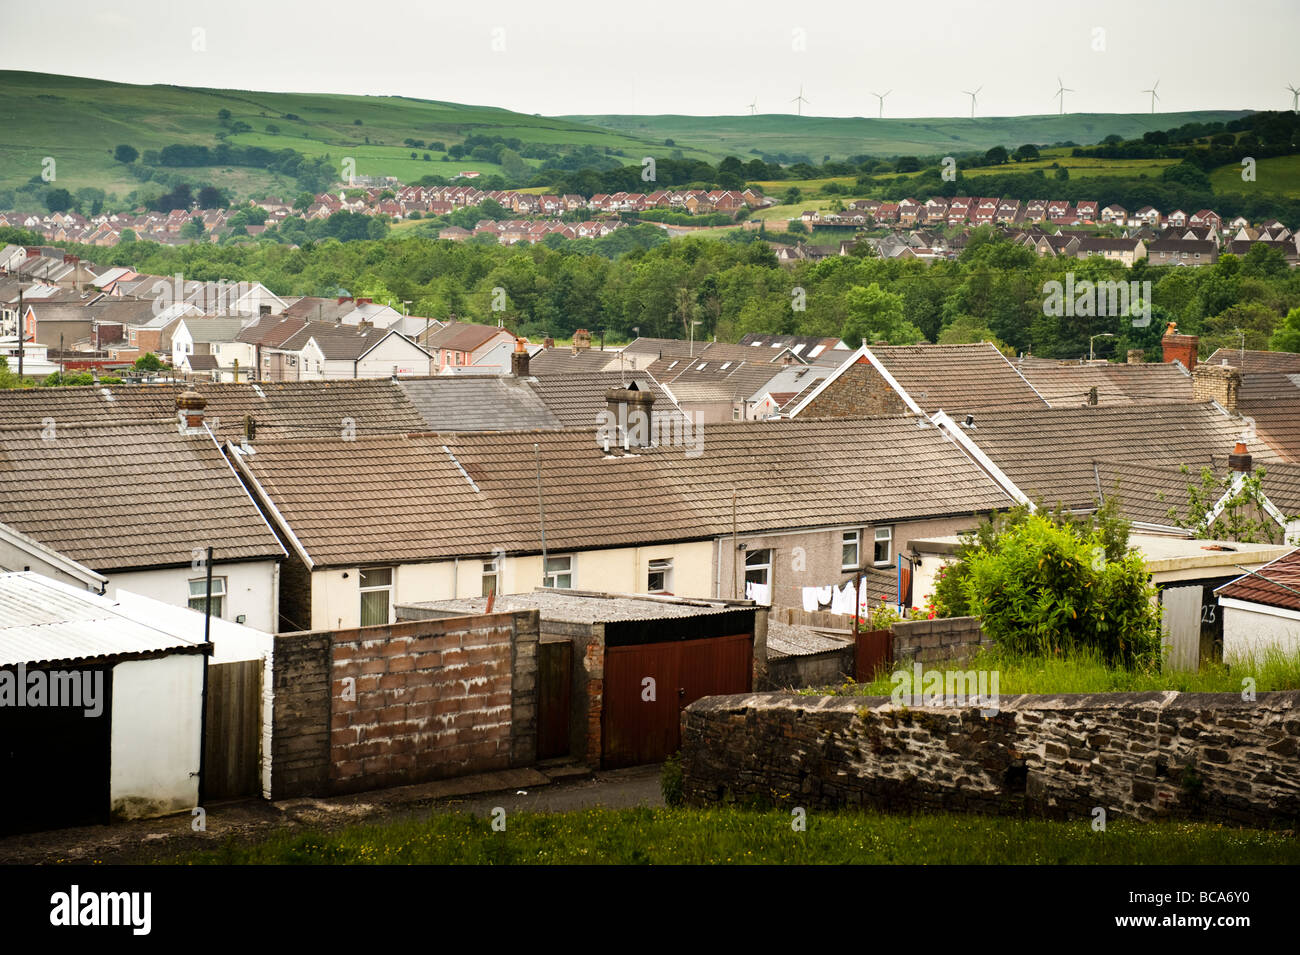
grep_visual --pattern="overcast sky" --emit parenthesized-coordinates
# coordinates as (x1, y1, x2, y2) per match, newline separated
(3, 0, 1297, 118)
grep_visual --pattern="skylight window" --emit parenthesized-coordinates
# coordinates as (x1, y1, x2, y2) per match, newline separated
(720, 362, 731, 370)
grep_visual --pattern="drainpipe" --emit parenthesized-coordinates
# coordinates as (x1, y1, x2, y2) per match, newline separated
(197, 546, 214, 807)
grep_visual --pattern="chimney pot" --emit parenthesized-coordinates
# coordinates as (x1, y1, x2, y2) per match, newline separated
(176, 388, 206, 429)
(511, 339, 531, 377)
(1228, 442, 1253, 473)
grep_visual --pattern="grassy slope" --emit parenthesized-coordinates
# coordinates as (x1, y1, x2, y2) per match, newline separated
(0, 71, 658, 198)
(561, 111, 1252, 162)
(182, 806, 1299, 865)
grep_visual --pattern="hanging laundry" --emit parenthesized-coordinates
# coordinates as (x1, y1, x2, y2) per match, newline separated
(746, 582, 771, 605)
(815, 585, 833, 605)
(802, 587, 820, 612)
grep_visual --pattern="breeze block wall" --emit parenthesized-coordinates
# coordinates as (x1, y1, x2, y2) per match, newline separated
(270, 610, 538, 798)
(680, 691, 1300, 827)
(891, 616, 993, 665)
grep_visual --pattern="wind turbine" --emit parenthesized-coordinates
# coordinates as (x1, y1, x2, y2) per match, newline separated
(1288, 84, 1299, 112)
(871, 90, 891, 119)
(962, 86, 982, 119)
(1054, 77, 1074, 115)
(1142, 80, 1160, 114)
(790, 85, 810, 116)
(747, 98, 758, 116)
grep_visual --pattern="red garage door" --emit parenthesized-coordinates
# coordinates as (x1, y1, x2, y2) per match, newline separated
(602, 633, 752, 768)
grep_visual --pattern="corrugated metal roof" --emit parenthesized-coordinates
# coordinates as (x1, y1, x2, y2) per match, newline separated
(0, 573, 205, 667)
(401, 590, 752, 624)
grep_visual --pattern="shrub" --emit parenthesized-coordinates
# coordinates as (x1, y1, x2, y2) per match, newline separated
(960, 513, 1161, 667)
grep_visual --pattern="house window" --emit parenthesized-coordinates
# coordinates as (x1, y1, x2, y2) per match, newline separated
(543, 555, 573, 589)
(359, 567, 393, 626)
(188, 576, 226, 617)
(744, 548, 771, 587)
(841, 531, 860, 571)
(873, 527, 893, 567)
(482, 558, 499, 597)
(648, 558, 673, 594)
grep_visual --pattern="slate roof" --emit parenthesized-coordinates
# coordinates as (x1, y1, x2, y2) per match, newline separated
(1016, 357, 1193, 406)
(398, 377, 561, 431)
(236, 416, 1016, 567)
(962, 403, 1278, 510)
(1215, 549, 1300, 612)
(279, 323, 412, 361)
(526, 347, 620, 375)
(0, 421, 284, 572)
(236, 314, 308, 347)
(651, 356, 784, 406)
(1237, 372, 1300, 462)
(178, 317, 249, 343)
(421, 321, 507, 352)
(1205, 349, 1300, 375)
(621, 336, 702, 359)
(525, 371, 684, 429)
(0, 380, 429, 442)
(867, 342, 1048, 415)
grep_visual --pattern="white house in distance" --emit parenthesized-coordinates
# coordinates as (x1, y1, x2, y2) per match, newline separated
(1216, 549, 1300, 661)
(0, 394, 285, 631)
(264, 323, 433, 379)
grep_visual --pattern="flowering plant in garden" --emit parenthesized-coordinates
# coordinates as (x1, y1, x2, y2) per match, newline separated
(865, 597, 902, 631)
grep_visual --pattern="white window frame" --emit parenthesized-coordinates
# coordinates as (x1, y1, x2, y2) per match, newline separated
(188, 576, 227, 617)
(744, 548, 771, 587)
(543, 554, 573, 589)
(359, 566, 394, 626)
(481, 557, 499, 597)
(647, 557, 673, 594)
(873, 526, 893, 568)
(841, 530, 861, 571)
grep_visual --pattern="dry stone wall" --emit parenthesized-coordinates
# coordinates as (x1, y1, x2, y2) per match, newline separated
(681, 690, 1300, 827)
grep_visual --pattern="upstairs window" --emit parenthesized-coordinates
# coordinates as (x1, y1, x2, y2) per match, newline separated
(873, 527, 893, 567)
(359, 567, 393, 626)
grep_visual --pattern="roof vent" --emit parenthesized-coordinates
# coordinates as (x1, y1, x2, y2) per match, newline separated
(964, 414, 975, 427)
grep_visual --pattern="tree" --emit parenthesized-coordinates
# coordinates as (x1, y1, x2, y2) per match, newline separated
(1054, 165, 1070, 181)
(895, 156, 921, 173)
(499, 148, 530, 182)
(119, 228, 137, 243)
(217, 109, 231, 124)
(840, 283, 922, 347)
(44, 189, 73, 213)
(114, 144, 138, 164)
(197, 185, 227, 209)
(984, 145, 1009, 165)
(1270, 307, 1300, 353)
(782, 187, 802, 205)
(1012, 143, 1040, 161)
(134, 352, 164, 372)
(938, 508, 1161, 668)
(1165, 464, 1295, 545)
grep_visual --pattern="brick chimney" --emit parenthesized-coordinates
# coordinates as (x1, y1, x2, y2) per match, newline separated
(572, 328, 591, 355)
(1192, 362, 1240, 412)
(337, 295, 353, 305)
(1160, 321, 1199, 370)
(355, 297, 372, 306)
(1228, 441, 1252, 473)
(511, 337, 531, 377)
(1126, 349, 1144, 364)
(176, 389, 206, 431)
(543, 337, 555, 350)
(604, 382, 656, 450)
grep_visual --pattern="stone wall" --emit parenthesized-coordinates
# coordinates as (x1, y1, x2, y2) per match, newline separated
(269, 610, 538, 798)
(891, 616, 992, 664)
(680, 691, 1300, 827)
(800, 358, 910, 418)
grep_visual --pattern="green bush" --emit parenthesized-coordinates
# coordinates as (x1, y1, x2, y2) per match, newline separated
(661, 752, 684, 806)
(961, 513, 1161, 668)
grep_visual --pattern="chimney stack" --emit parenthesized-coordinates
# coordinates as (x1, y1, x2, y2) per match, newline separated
(1192, 362, 1240, 412)
(1160, 321, 1199, 371)
(604, 382, 656, 450)
(176, 389, 206, 431)
(511, 337, 531, 377)
(572, 328, 591, 354)
(337, 295, 353, 305)
(543, 337, 555, 350)
(1126, 349, 1144, 364)
(1228, 441, 1252, 473)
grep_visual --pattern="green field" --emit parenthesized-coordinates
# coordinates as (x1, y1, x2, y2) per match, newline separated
(1210, 153, 1300, 196)
(179, 806, 1300, 865)
(561, 111, 1251, 163)
(0, 71, 658, 199)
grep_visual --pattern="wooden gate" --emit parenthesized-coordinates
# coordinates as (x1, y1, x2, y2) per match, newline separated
(602, 633, 752, 768)
(855, 628, 894, 681)
(537, 641, 572, 760)
(204, 659, 263, 801)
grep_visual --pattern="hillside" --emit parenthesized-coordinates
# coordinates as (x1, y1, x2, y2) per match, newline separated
(0, 71, 670, 198)
(561, 111, 1254, 163)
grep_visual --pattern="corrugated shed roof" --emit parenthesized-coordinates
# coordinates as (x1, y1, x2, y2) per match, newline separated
(401, 591, 748, 624)
(0, 572, 204, 667)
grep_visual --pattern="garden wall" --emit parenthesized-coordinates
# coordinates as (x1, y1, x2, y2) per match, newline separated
(680, 690, 1300, 828)
(891, 616, 992, 664)
(270, 610, 538, 798)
